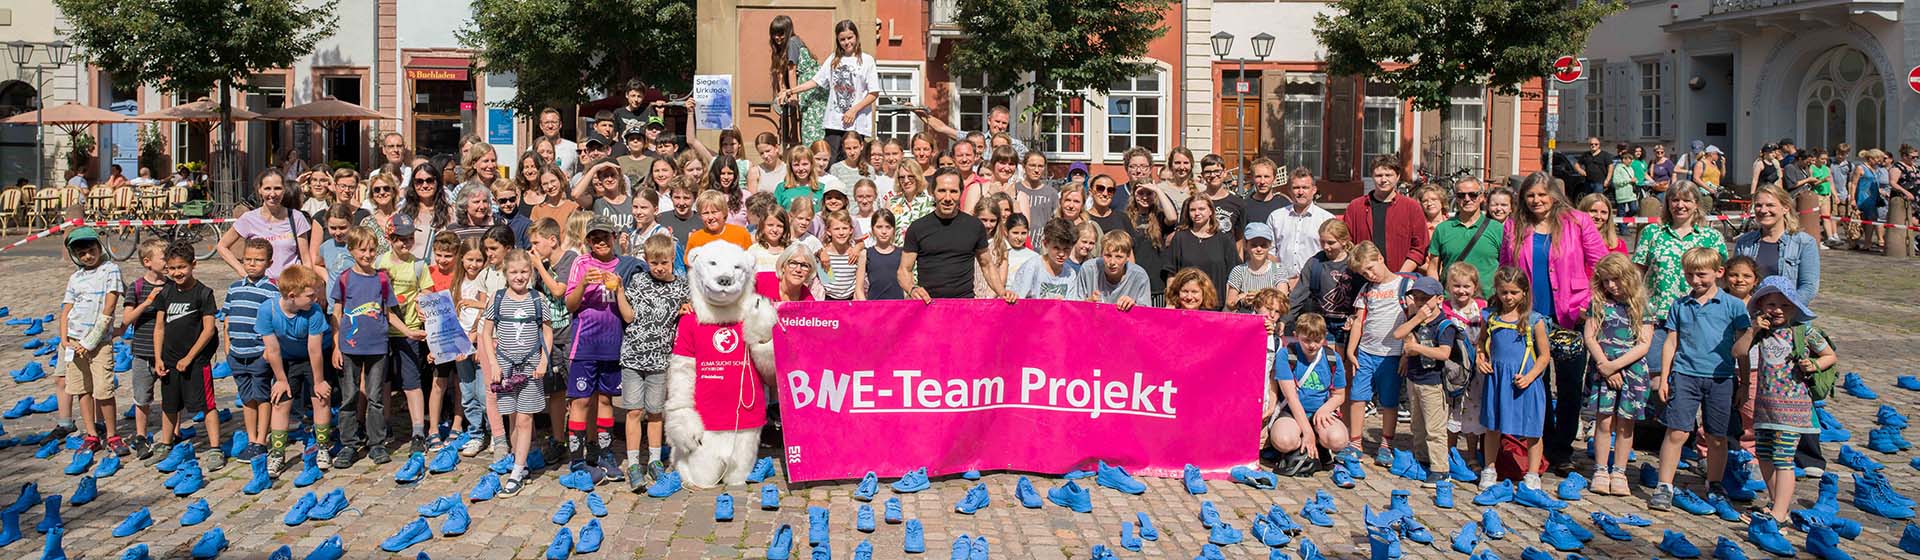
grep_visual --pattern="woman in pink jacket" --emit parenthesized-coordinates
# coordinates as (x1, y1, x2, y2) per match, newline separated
(1499, 171, 1609, 473)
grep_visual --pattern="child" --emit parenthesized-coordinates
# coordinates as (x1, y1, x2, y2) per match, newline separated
(626, 188, 670, 252)
(1440, 262, 1489, 452)
(1476, 266, 1551, 488)
(813, 210, 859, 301)
(58, 227, 122, 454)
(1582, 254, 1653, 496)
(446, 239, 491, 455)
(563, 217, 631, 482)
(1343, 241, 1410, 465)
(656, 179, 699, 241)
(1733, 276, 1836, 522)
(1650, 247, 1750, 511)
(1166, 267, 1219, 311)
(151, 241, 225, 469)
(1267, 312, 1348, 476)
(1002, 214, 1039, 284)
(1070, 221, 1102, 270)
(122, 238, 170, 459)
(462, 227, 515, 454)
(479, 249, 557, 497)
(852, 179, 879, 243)
(855, 209, 904, 300)
(1077, 230, 1149, 311)
(528, 217, 576, 458)
(614, 236, 689, 490)
(1010, 219, 1086, 300)
(377, 214, 434, 456)
(331, 226, 404, 465)
(1723, 256, 1759, 301)
(788, 196, 821, 254)
(319, 204, 358, 300)
(822, 188, 850, 216)
(1722, 255, 1762, 457)
(224, 238, 281, 463)
(1252, 289, 1289, 369)
(1390, 275, 1461, 482)
(749, 207, 792, 301)
(255, 266, 335, 477)
(1283, 220, 1360, 345)
(1228, 223, 1280, 312)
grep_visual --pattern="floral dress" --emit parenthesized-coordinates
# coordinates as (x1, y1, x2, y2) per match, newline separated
(1630, 224, 1726, 319)
(1584, 301, 1649, 420)
(790, 43, 826, 147)
(1752, 326, 1826, 434)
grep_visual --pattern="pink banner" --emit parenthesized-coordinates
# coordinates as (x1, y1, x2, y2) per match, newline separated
(773, 299, 1265, 483)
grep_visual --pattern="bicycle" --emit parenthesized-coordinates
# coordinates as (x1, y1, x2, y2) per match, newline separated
(101, 199, 227, 262)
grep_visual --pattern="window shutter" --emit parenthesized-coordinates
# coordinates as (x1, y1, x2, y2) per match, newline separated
(1660, 56, 1676, 140)
(1607, 62, 1632, 143)
(1259, 71, 1288, 163)
(1326, 76, 1357, 182)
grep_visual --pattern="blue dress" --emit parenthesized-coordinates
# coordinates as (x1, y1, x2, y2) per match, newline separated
(1480, 310, 1547, 438)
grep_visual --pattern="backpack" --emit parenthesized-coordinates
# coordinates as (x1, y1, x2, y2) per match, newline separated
(487, 287, 549, 368)
(1435, 318, 1479, 400)
(1789, 324, 1838, 401)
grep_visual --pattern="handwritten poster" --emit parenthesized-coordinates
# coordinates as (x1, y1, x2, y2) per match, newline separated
(692, 75, 734, 130)
(415, 290, 473, 363)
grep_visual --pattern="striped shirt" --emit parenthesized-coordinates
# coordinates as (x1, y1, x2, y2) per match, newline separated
(222, 277, 279, 358)
(482, 289, 549, 367)
(123, 276, 167, 359)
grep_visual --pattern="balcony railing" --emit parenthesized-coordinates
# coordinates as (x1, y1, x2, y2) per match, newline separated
(1708, 0, 1803, 15)
(931, 0, 960, 28)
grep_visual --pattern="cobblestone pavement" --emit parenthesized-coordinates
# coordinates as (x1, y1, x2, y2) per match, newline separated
(0, 250, 1916, 559)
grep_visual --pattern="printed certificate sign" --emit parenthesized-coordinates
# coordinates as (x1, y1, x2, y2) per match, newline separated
(692, 75, 734, 130)
(415, 290, 472, 363)
(772, 300, 1264, 482)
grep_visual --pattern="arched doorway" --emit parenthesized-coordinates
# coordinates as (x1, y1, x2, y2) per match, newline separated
(1797, 46, 1885, 151)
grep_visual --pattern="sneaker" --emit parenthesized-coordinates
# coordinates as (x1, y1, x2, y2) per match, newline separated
(1592, 511, 1634, 541)
(368, 445, 392, 465)
(760, 484, 780, 510)
(1230, 465, 1278, 489)
(1094, 460, 1146, 495)
(953, 483, 990, 514)
(625, 463, 648, 494)
(890, 467, 930, 493)
(1708, 492, 1746, 523)
(1182, 464, 1208, 494)
(645, 472, 681, 498)
(854, 471, 879, 501)
(1899, 523, 1920, 555)
(767, 524, 794, 560)
(1479, 466, 1500, 486)
(1482, 508, 1508, 539)
(266, 453, 288, 479)
(576, 519, 603, 554)
(283, 492, 317, 526)
(856, 503, 875, 532)
(314, 445, 333, 469)
(1198, 500, 1222, 528)
(1558, 472, 1590, 501)
(1802, 520, 1849, 560)
(884, 498, 903, 524)
(470, 473, 502, 501)
(1451, 521, 1480, 554)
(129, 436, 153, 461)
(378, 518, 432, 552)
(550, 500, 576, 525)
(1046, 481, 1091, 513)
(715, 493, 734, 522)
(106, 437, 131, 458)
(410, 436, 427, 456)
(1539, 519, 1585, 551)
(1015, 476, 1043, 508)
(1474, 480, 1515, 505)
(190, 527, 228, 558)
(1675, 488, 1718, 516)
(903, 519, 926, 554)
(1717, 536, 1752, 560)
(1516, 483, 1569, 510)
(543, 527, 573, 559)
(1375, 445, 1395, 467)
(460, 436, 485, 457)
(233, 443, 260, 464)
(807, 506, 831, 546)
(745, 457, 777, 483)
(1435, 480, 1456, 509)
(596, 452, 625, 483)
(331, 446, 360, 469)
(199, 450, 227, 472)
(1650, 484, 1676, 511)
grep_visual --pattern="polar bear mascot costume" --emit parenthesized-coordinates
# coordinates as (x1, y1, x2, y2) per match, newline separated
(664, 241, 778, 488)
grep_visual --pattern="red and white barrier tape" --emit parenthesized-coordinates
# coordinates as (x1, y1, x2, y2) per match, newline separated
(1828, 214, 1920, 232)
(0, 219, 81, 254)
(1613, 213, 1748, 225)
(0, 217, 239, 255)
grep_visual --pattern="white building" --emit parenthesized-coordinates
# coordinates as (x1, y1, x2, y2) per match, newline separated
(1567, 0, 1916, 185)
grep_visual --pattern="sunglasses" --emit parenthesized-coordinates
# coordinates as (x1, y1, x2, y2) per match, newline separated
(413, 176, 436, 183)
(372, 187, 396, 194)
(1093, 185, 1115, 193)
(497, 196, 518, 203)
(1455, 191, 1482, 200)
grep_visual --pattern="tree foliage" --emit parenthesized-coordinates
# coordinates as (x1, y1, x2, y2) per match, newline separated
(949, 0, 1172, 116)
(55, 0, 339, 96)
(1313, 0, 1622, 111)
(461, 0, 695, 112)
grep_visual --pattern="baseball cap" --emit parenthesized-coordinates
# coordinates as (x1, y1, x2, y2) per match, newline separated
(1243, 222, 1274, 243)
(1705, 145, 1723, 155)
(582, 133, 610, 148)
(643, 116, 665, 130)
(1407, 276, 1445, 297)
(388, 212, 416, 238)
(585, 216, 619, 237)
(622, 126, 646, 140)
(64, 226, 100, 247)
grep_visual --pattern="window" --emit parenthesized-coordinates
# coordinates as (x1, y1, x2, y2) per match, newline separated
(873, 67, 921, 145)
(1282, 73, 1326, 176)
(1439, 86, 1485, 175)
(1638, 61, 1664, 139)
(955, 73, 1011, 137)
(1798, 47, 1883, 151)
(1037, 95, 1087, 158)
(1586, 65, 1605, 140)
(1105, 70, 1165, 155)
(1361, 81, 1400, 166)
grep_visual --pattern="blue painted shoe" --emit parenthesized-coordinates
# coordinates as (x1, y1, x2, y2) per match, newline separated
(489, 453, 514, 475)
(550, 500, 576, 525)
(1545, 512, 1591, 542)
(585, 493, 608, 517)
(1388, 448, 1431, 483)
(68, 476, 95, 506)
(1515, 483, 1567, 510)
(1791, 509, 1862, 540)
(191, 527, 228, 559)
(8, 483, 39, 514)
(112, 507, 153, 537)
(180, 498, 210, 527)
(1708, 492, 1745, 522)
(857, 503, 876, 532)
(1519, 546, 1552, 560)
(1448, 448, 1479, 483)
(21, 321, 41, 336)
(1207, 520, 1243, 545)
(884, 497, 902, 524)
(1878, 405, 1908, 428)
(968, 535, 989, 560)
(1474, 480, 1515, 505)
(427, 447, 458, 474)
(1451, 521, 1480, 554)
(243, 456, 271, 494)
(1367, 524, 1400, 560)
(1639, 462, 1661, 487)
(379, 518, 431, 553)
(33, 439, 61, 459)
(1341, 453, 1369, 480)
(282, 495, 326, 530)
(307, 535, 345, 560)
(1558, 472, 1588, 501)
(1674, 488, 1718, 516)
(0, 508, 18, 547)
(1250, 516, 1289, 547)
(767, 524, 794, 560)
(1331, 462, 1356, 488)
(308, 488, 348, 521)
(1088, 544, 1113, 560)
(527, 449, 547, 470)
(1183, 464, 1208, 494)
(62, 451, 92, 476)
(33, 495, 60, 533)
(891, 467, 930, 493)
(962, 469, 981, 480)
(714, 493, 734, 522)
(853, 471, 878, 501)
(1119, 521, 1142, 551)
(36, 525, 65, 560)
(1232, 465, 1278, 489)
(419, 494, 458, 517)
(1298, 537, 1325, 560)
(954, 483, 990, 514)
(393, 453, 425, 484)
(903, 519, 925, 554)
(1094, 460, 1146, 495)
(2, 398, 30, 419)
(576, 519, 603, 554)
(948, 535, 970, 560)
(1385, 489, 1414, 522)
(442, 499, 470, 537)
(746, 457, 778, 483)
(1136, 512, 1159, 540)
(1481, 508, 1507, 539)
(124, 543, 153, 560)
(807, 506, 830, 546)
(1868, 427, 1903, 454)
(1716, 536, 1751, 560)
(1046, 481, 1091, 513)
(156, 442, 194, 473)
(1199, 500, 1222, 529)
(469, 473, 500, 502)
(1590, 511, 1633, 541)
(543, 527, 572, 559)
(1803, 521, 1849, 560)
(1014, 476, 1042, 508)
(1899, 524, 1920, 555)
(1842, 372, 1877, 399)
(1898, 376, 1920, 391)
(292, 450, 323, 487)
(813, 542, 831, 560)
(211, 362, 231, 379)
(1747, 513, 1796, 557)
(759, 483, 779, 510)
(558, 469, 593, 492)
(1539, 518, 1585, 551)
(645, 472, 681, 498)
(1435, 480, 1456, 509)
(1838, 445, 1883, 471)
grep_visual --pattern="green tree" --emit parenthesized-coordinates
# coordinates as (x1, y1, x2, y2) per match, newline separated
(56, 0, 339, 191)
(461, 0, 696, 112)
(948, 0, 1172, 121)
(1313, 0, 1622, 111)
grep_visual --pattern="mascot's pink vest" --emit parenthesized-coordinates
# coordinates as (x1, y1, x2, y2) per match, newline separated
(672, 313, 767, 431)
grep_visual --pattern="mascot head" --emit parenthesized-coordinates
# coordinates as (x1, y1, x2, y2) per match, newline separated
(687, 242, 756, 320)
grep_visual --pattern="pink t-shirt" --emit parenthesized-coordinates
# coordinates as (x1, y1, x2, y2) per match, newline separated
(671, 315, 766, 431)
(754, 271, 780, 301)
(233, 209, 308, 280)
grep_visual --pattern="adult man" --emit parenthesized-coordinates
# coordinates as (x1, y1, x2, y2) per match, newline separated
(1243, 160, 1290, 232)
(1778, 138, 1798, 167)
(1341, 156, 1429, 273)
(1424, 176, 1500, 296)
(1198, 154, 1248, 249)
(915, 105, 1028, 158)
(899, 169, 1011, 302)
(1264, 163, 1334, 284)
(538, 108, 580, 175)
(1575, 137, 1613, 197)
(370, 132, 413, 185)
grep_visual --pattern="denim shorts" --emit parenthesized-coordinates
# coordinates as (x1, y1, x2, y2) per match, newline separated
(1659, 373, 1739, 438)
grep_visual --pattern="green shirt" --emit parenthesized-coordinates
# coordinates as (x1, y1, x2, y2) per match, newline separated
(1429, 213, 1503, 297)
(1810, 164, 1832, 196)
(774, 181, 825, 209)
(1630, 223, 1726, 318)
(1630, 159, 1649, 183)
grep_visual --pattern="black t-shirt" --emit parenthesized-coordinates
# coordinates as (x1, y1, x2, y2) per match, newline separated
(1163, 230, 1241, 307)
(1210, 192, 1249, 242)
(904, 212, 989, 299)
(1089, 210, 1132, 238)
(1369, 194, 1393, 253)
(1245, 193, 1288, 230)
(157, 280, 218, 366)
(1578, 150, 1613, 183)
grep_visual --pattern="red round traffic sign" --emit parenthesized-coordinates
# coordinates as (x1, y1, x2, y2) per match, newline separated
(1908, 65, 1920, 94)
(1553, 56, 1584, 84)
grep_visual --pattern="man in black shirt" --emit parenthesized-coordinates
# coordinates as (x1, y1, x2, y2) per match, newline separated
(899, 169, 1011, 302)
(1574, 137, 1612, 198)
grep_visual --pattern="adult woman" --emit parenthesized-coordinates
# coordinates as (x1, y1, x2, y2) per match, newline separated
(774, 145, 826, 208)
(1156, 146, 1197, 208)
(884, 160, 932, 245)
(513, 151, 545, 196)
(403, 163, 452, 257)
(1497, 171, 1608, 470)
(1648, 144, 1675, 195)
(360, 172, 404, 255)
(1850, 149, 1894, 251)
(1603, 145, 1641, 219)
(1487, 188, 1515, 223)
(1733, 185, 1820, 301)
(776, 19, 878, 162)
(910, 132, 940, 179)
(747, 132, 787, 195)
(1575, 194, 1628, 255)
(768, 15, 825, 148)
(1414, 184, 1447, 239)
(1630, 181, 1724, 392)
(1694, 147, 1725, 196)
(461, 143, 500, 194)
(1054, 184, 1087, 228)
(217, 171, 319, 281)
(965, 144, 1021, 213)
(527, 165, 578, 229)
(448, 182, 498, 241)
(1163, 195, 1240, 306)
(1751, 144, 1784, 192)
(775, 245, 819, 303)
(1085, 175, 1130, 237)
(1126, 177, 1174, 303)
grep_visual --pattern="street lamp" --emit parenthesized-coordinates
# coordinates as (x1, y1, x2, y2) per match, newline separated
(1210, 32, 1273, 189)
(5, 40, 72, 187)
